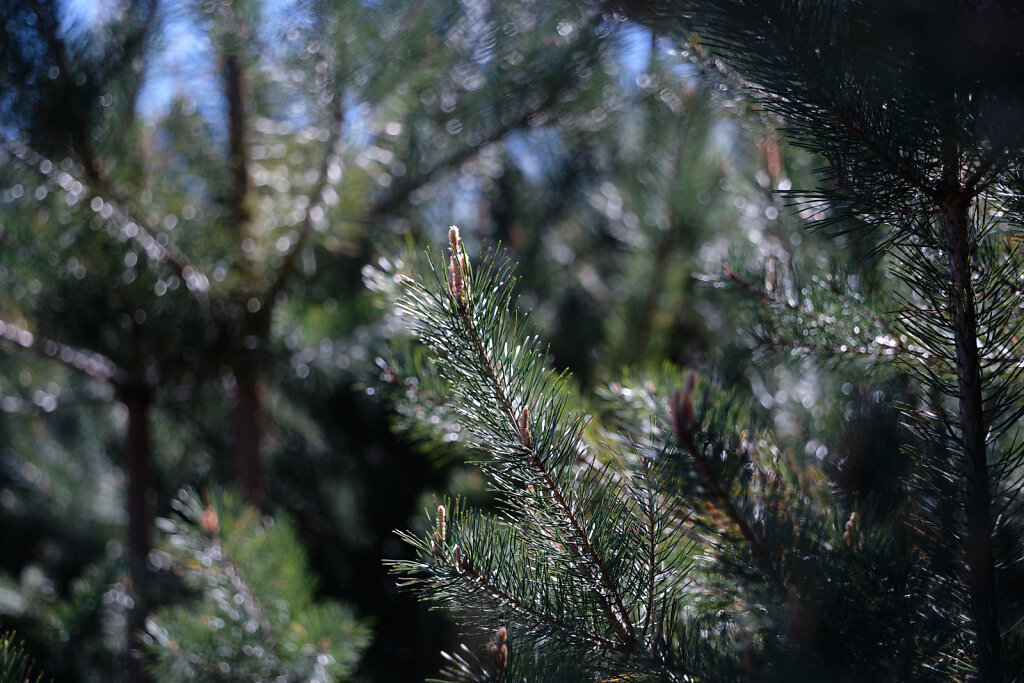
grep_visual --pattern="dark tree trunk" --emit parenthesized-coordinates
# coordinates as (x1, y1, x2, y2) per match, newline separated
(232, 361, 267, 507)
(222, 49, 266, 507)
(942, 196, 1003, 682)
(122, 382, 154, 683)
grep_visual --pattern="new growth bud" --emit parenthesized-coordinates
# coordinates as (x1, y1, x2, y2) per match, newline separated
(448, 225, 466, 303)
(432, 504, 447, 554)
(200, 505, 219, 537)
(843, 511, 859, 550)
(518, 407, 532, 448)
(487, 627, 508, 677)
(671, 372, 697, 442)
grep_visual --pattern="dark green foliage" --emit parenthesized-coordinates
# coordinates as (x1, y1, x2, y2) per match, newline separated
(1, 0, 668, 679)
(620, 3, 1024, 678)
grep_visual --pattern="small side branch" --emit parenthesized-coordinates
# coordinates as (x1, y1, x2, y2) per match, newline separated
(2, 138, 209, 296)
(265, 100, 345, 305)
(0, 317, 126, 388)
(436, 548, 623, 653)
(671, 384, 783, 592)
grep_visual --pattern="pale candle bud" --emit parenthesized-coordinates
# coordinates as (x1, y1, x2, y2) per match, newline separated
(518, 407, 532, 448)
(436, 504, 446, 544)
(448, 226, 465, 302)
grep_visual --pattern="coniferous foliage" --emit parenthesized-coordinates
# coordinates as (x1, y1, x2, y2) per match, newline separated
(0, 634, 43, 683)
(389, 228, 725, 681)
(0, 0, 630, 678)
(636, 3, 1024, 680)
(387, 230, 958, 681)
(145, 489, 370, 682)
(387, 2, 1024, 673)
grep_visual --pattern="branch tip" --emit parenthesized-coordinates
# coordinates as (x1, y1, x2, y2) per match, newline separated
(448, 225, 467, 303)
(670, 372, 697, 441)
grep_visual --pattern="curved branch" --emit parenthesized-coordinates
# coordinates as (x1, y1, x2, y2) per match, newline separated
(0, 317, 126, 388)
(264, 100, 345, 305)
(1, 138, 210, 297)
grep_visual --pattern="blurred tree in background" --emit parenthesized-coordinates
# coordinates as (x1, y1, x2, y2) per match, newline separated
(146, 488, 371, 681)
(0, 0, 925, 681)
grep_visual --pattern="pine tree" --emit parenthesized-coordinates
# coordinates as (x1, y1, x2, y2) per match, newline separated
(144, 489, 371, 682)
(387, 2, 1024, 679)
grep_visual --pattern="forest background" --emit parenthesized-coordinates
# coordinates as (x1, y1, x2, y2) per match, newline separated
(0, 0, 992, 681)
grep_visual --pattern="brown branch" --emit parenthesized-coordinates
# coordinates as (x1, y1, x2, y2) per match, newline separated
(765, 337, 922, 362)
(360, 2, 432, 107)
(28, 0, 99, 175)
(722, 263, 927, 361)
(367, 93, 560, 221)
(7, 0, 206, 298)
(224, 54, 250, 228)
(95, 176, 209, 294)
(108, 1, 161, 158)
(678, 428, 783, 592)
(161, 641, 262, 682)
(963, 146, 1011, 196)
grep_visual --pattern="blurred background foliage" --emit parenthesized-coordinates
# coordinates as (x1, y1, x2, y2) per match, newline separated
(0, 0, 898, 680)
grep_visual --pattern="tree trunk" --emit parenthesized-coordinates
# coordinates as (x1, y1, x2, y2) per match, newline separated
(942, 196, 1003, 682)
(232, 362, 267, 507)
(122, 383, 154, 683)
(221, 49, 266, 507)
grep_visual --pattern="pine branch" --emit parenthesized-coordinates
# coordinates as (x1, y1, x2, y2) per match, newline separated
(391, 231, 708, 680)
(401, 512, 623, 653)
(0, 633, 43, 683)
(1, 138, 211, 296)
(0, 317, 126, 388)
(721, 263, 925, 362)
(367, 100, 555, 221)
(106, 1, 159, 160)
(440, 228, 637, 645)
(670, 377, 781, 591)
(147, 489, 370, 681)
(27, 0, 99, 175)
(940, 192, 1003, 679)
(264, 98, 344, 305)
